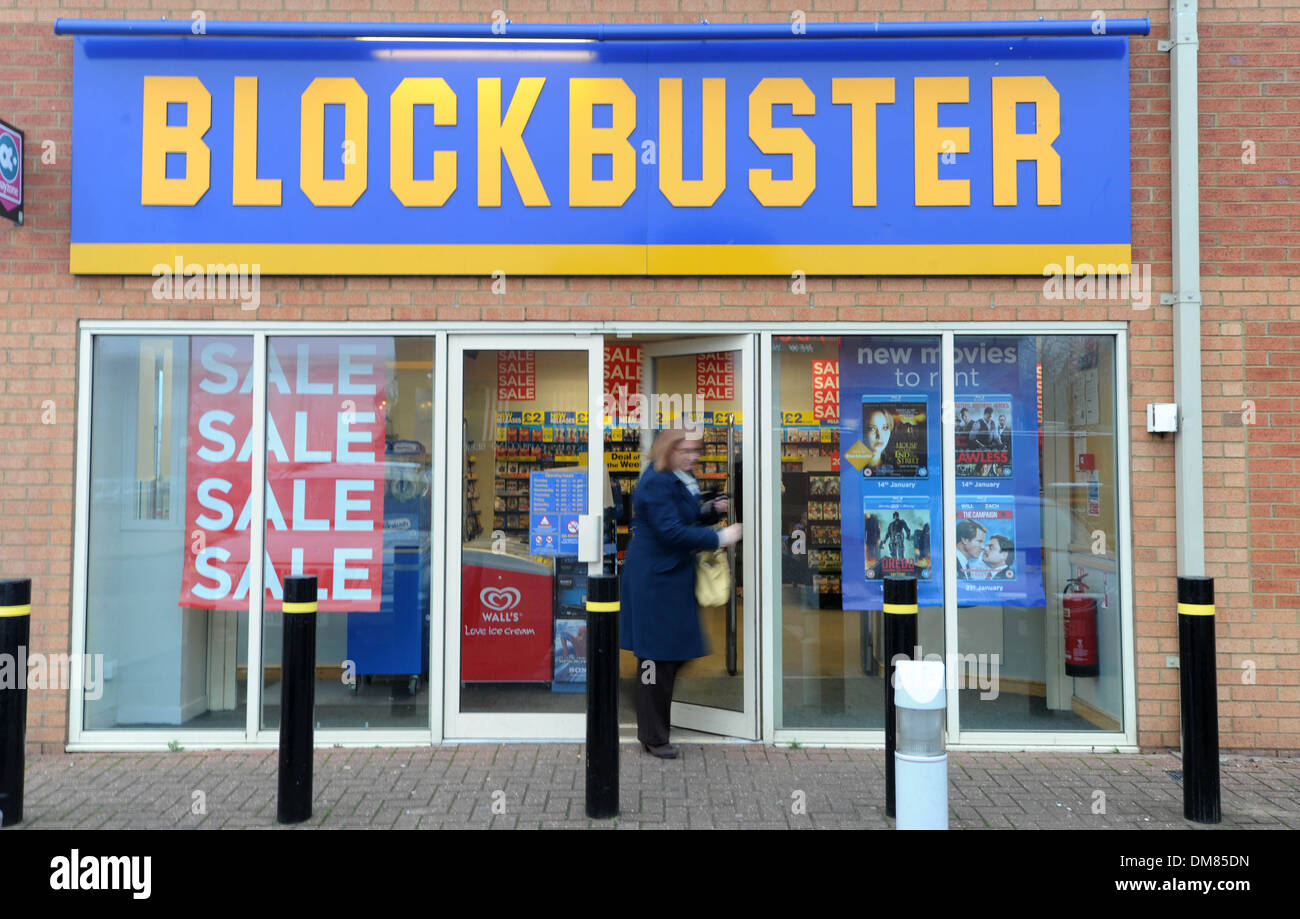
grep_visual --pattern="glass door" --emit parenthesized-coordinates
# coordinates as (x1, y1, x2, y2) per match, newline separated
(633, 336, 758, 740)
(444, 335, 605, 739)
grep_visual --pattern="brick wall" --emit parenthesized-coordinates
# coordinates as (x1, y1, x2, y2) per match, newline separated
(0, 0, 1296, 753)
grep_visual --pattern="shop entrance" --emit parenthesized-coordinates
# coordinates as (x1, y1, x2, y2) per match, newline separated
(609, 336, 758, 741)
(443, 333, 758, 741)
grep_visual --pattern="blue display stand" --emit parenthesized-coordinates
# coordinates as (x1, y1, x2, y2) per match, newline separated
(346, 452, 431, 694)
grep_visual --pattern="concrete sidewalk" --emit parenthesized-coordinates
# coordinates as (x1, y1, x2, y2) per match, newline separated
(10, 746, 1299, 830)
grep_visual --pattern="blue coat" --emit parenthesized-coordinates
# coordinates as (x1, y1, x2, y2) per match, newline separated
(619, 467, 721, 662)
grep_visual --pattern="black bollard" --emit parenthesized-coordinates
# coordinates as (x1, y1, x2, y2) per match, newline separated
(277, 575, 317, 825)
(883, 575, 918, 820)
(0, 578, 32, 827)
(1177, 576, 1220, 824)
(585, 575, 619, 819)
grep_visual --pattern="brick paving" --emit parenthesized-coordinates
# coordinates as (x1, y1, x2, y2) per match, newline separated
(9, 746, 1299, 830)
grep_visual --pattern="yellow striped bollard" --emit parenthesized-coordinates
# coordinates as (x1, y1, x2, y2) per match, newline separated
(277, 575, 318, 825)
(585, 576, 619, 819)
(1177, 576, 1219, 824)
(0, 578, 32, 827)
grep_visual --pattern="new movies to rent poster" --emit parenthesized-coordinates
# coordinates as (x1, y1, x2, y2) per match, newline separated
(954, 497, 1018, 582)
(955, 396, 1013, 477)
(864, 495, 932, 580)
(860, 395, 929, 478)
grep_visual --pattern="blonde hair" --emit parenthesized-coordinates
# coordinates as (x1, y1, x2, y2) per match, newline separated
(649, 427, 699, 472)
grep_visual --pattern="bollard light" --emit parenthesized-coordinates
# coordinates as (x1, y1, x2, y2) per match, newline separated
(894, 659, 947, 830)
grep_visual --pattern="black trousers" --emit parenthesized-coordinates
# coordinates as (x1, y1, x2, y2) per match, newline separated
(634, 658, 682, 747)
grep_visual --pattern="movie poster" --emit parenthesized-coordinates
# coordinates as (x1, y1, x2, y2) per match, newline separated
(839, 337, 944, 609)
(954, 397, 1013, 477)
(552, 618, 587, 692)
(860, 396, 929, 479)
(953, 497, 1017, 585)
(954, 338, 1045, 608)
(840, 335, 1044, 610)
(864, 495, 933, 581)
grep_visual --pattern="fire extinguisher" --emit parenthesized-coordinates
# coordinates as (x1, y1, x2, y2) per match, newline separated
(1062, 576, 1100, 678)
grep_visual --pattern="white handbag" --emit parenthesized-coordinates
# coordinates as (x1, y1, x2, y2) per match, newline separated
(695, 545, 731, 608)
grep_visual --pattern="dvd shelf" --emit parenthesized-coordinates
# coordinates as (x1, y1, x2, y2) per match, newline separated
(806, 474, 842, 607)
(699, 412, 742, 493)
(781, 410, 844, 610)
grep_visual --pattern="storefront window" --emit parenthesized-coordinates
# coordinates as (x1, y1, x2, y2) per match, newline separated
(85, 336, 251, 730)
(773, 333, 1124, 735)
(773, 335, 944, 729)
(257, 337, 434, 730)
(956, 335, 1122, 733)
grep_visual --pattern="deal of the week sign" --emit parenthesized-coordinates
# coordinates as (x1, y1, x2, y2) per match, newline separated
(182, 338, 389, 612)
(68, 32, 1131, 276)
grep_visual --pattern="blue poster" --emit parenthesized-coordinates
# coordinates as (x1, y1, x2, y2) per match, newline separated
(529, 469, 586, 556)
(839, 336, 1044, 610)
(552, 617, 588, 693)
(953, 337, 1045, 608)
(840, 337, 943, 609)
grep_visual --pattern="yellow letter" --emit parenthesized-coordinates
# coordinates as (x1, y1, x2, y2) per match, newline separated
(569, 77, 637, 207)
(748, 78, 815, 207)
(390, 77, 457, 207)
(913, 76, 969, 207)
(659, 78, 725, 207)
(300, 77, 368, 207)
(831, 77, 894, 207)
(232, 76, 281, 206)
(141, 76, 211, 206)
(478, 77, 550, 207)
(992, 76, 1061, 206)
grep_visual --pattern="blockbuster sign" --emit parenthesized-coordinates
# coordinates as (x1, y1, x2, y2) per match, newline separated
(69, 33, 1132, 275)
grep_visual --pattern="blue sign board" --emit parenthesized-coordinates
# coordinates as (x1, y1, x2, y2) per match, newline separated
(839, 335, 1045, 611)
(529, 469, 586, 556)
(69, 33, 1131, 275)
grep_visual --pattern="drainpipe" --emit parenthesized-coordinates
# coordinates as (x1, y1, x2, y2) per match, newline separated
(1163, 0, 1204, 578)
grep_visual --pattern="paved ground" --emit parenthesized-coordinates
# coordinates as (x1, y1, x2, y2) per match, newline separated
(9, 745, 1299, 830)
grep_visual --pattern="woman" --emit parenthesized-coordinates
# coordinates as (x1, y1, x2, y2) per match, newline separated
(863, 406, 894, 469)
(620, 427, 742, 759)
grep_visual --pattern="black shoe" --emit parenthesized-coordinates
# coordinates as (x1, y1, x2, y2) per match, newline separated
(643, 742, 678, 759)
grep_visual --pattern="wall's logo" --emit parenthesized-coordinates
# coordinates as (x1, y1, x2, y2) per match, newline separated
(479, 587, 521, 612)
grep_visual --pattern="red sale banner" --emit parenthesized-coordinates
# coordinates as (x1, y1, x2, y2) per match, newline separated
(180, 337, 389, 612)
(497, 351, 536, 401)
(696, 351, 734, 401)
(603, 343, 641, 397)
(813, 359, 840, 421)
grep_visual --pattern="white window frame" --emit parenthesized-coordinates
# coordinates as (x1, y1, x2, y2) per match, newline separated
(762, 324, 1135, 753)
(68, 320, 1134, 753)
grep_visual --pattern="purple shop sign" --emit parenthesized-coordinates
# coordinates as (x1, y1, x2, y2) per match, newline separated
(0, 118, 23, 225)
